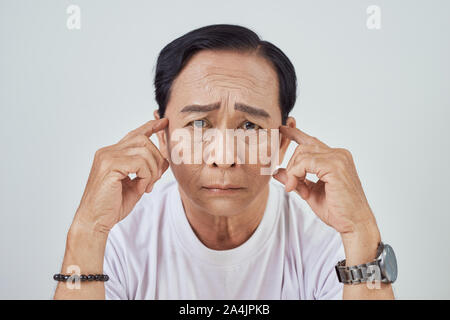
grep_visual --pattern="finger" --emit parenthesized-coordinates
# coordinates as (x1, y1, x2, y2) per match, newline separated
(117, 134, 167, 168)
(286, 144, 329, 181)
(286, 144, 325, 174)
(122, 175, 142, 197)
(279, 125, 328, 147)
(146, 143, 168, 176)
(146, 159, 170, 193)
(286, 171, 300, 192)
(109, 145, 167, 193)
(285, 146, 299, 174)
(273, 168, 311, 199)
(143, 156, 169, 193)
(304, 179, 325, 190)
(120, 118, 169, 143)
(110, 156, 153, 194)
(273, 167, 300, 193)
(121, 147, 169, 193)
(296, 180, 311, 199)
(134, 118, 169, 137)
(272, 167, 288, 184)
(122, 147, 160, 181)
(286, 153, 332, 191)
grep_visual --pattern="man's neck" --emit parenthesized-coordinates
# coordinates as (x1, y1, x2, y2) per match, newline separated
(179, 185, 270, 250)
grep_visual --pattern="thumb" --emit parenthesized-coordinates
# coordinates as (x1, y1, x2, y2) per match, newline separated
(272, 168, 288, 184)
(273, 168, 311, 200)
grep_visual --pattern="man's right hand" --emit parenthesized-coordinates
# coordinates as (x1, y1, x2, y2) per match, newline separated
(73, 118, 169, 234)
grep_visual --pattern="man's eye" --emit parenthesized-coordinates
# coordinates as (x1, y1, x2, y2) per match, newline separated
(241, 121, 259, 130)
(190, 119, 208, 128)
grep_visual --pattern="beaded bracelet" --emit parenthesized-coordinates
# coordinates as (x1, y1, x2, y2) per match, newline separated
(53, 273, 109, 282)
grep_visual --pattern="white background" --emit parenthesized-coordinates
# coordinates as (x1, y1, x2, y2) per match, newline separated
(1, 0, 449, 299)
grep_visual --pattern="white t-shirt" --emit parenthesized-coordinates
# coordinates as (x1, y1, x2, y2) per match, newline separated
(103, 180, 345, 300)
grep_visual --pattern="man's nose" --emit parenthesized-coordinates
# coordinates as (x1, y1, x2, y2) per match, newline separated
(204, 129, 237, 169)
(212, 161, 236, 169)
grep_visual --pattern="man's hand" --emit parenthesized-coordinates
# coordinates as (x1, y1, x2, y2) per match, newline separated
(55, 118, 170, 300)
(74, 118, 170, 234)
(273, 125, 376, 236)
(273, 125, 394, 299)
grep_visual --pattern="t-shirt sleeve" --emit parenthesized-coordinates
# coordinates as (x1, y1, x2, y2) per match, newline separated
(312, 229, 345, 300)
(103, 231, 128, 300)
(300, 205, 346, 300)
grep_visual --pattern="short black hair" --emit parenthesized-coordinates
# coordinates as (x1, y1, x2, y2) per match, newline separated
(154, 24, 297, 124)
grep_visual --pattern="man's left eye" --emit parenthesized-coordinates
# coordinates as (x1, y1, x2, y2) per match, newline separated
(188, 119, 208, 128)
(241, 121, 259, 130)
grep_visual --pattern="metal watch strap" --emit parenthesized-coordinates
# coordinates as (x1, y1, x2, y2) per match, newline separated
(335, 259, 380, 284)
(335, 241, 385, 284)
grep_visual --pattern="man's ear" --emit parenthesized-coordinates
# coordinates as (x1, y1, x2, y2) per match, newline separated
(278, 116, 296, 165)
(153, 109, 169, 159)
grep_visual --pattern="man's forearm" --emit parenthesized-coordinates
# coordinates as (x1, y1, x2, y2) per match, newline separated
(341, 219, 395, 300)
(53, 215, 109, 300)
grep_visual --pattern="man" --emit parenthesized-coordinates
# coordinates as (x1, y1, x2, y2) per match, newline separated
(54, 24, 395, 299)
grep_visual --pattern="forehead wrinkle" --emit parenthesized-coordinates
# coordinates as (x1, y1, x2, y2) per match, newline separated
(170, 55, 280, 120)
(178, 65, 273, 97)
(204, 75, 270, 99)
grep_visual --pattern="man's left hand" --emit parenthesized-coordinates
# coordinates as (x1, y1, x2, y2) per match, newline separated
(273, 125, 378, 237)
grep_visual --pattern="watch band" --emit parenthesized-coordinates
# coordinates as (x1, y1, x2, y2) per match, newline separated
(335, 259, 381, 284)
(335, 241, 385, 284)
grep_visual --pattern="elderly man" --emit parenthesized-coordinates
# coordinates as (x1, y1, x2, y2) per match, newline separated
(54, 24, 396, 300)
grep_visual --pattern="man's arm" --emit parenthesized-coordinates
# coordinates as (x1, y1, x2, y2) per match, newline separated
(274, 124, 395, 299)
(341, 220, 395, 299)
(54, 216, 108, 299)
(53, 118, 169, 300)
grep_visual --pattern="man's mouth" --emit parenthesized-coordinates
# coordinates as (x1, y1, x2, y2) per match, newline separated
(201, 184, 245, 193)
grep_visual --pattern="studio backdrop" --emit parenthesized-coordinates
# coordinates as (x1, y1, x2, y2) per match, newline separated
(0, 0, 449, 299)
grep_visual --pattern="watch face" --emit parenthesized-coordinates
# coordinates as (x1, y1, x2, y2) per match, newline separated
(380, 244, 398, 283)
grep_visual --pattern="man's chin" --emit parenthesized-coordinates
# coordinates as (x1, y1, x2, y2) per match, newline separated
(195, 195, 252, 216)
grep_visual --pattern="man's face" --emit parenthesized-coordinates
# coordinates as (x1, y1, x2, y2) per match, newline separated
(155, 50, 292, 216)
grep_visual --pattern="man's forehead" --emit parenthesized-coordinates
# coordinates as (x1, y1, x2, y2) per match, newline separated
(173, 51, 277, 91)
(169, 51, 279, 112)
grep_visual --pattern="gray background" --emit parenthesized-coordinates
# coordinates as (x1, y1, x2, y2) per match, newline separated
(1, 0, 449, 299)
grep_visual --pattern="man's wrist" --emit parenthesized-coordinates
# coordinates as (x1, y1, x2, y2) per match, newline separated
(61, 215, 109, 275)
(340, 218, 381, 266)
(67, 219, 109, 248)
(69, 212, 109, 240)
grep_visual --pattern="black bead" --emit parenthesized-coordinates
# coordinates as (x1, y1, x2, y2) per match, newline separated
(53, 274, 59, 281)
(87, 274, 95, 281)
(95, 274, 101, 281)
(80, 275, 88, 281)
(103, 275, 109, 281)
(63, 275, 70, 281)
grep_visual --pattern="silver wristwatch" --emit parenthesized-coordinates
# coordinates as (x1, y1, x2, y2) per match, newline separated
(335, 241, 397, 284)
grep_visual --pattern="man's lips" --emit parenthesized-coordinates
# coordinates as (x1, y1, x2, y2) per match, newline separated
(202, 184, 245, 194)
(202, 184, 244, 190)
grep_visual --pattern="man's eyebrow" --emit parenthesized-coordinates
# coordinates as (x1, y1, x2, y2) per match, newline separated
(180, 103, 221, 113)
(234, 103, 270, 118)
(179, 102, 270, 118)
